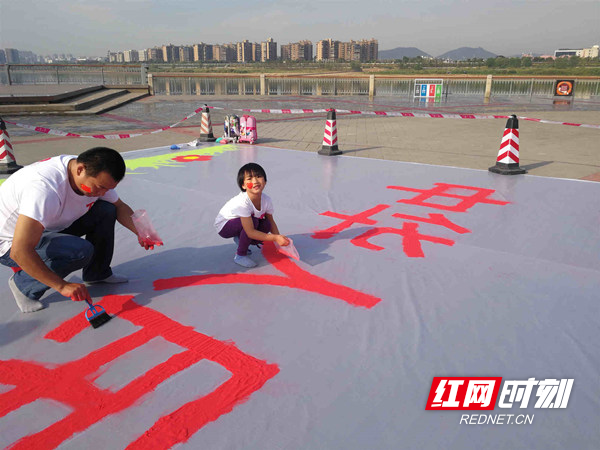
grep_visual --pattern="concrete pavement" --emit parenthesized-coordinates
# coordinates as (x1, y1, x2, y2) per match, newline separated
(3, 94, 599, 181)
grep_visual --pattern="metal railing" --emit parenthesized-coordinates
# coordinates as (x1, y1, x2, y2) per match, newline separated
(1, 64, 148, 86)
(3, 66, 599, 99)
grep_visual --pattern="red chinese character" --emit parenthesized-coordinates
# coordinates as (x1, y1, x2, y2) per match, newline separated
(154, 242, 381, 309)
(392, 213, 471, 234)
(311, 204, 390, 239)
(351, 224, 454, 257)
(0, 295, 279, 450)
(387, 183, 509, 212)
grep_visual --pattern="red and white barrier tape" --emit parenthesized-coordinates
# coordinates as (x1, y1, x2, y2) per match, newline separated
(4, 105, 599, 139)
(230, 107, 600, 129)
(4, 106, 207, 139)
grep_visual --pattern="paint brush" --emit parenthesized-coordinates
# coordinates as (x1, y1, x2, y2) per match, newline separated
(84, 298, 112, 328)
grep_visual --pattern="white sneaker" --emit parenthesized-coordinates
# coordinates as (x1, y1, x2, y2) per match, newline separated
(86, 273, 129, 285)
(8, 275, 45, 313)
(234, 254, 257, 268)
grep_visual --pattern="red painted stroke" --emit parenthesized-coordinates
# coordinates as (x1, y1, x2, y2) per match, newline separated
(246, 182, 253, 189)
(0, 294, 278, 449)
(387, 183, 509, 212)
(392, 213, 471, 234)
(80, 184, 92, 193)
(154, 242, 381, 309)
(351, 224, 455, 257)
(312, 204, 390, 239)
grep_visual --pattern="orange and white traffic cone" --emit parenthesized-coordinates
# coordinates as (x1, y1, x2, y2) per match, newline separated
(197, 105, 216, 142)
(318, 108, 342, 156)
(489, 115, 527, 175)
(0, 117, 22, 175)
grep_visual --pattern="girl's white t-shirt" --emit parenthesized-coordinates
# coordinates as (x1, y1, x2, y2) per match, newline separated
(0, 155, 118, 255)
(214, 192, 274, 233)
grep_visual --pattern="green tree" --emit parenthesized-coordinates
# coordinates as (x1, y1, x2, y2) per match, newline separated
(349, 60, 362, 72)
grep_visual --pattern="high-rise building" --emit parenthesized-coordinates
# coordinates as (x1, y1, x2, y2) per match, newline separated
(281, 44, 292, 61)
(147, 47, 161, 62)
(4, 48, 20, 63)
(193, 43, 213, 62)
(316, 39, 340, 61)
(138, 50, 147, 62)
(237, 40, 253, 62)
(360, 38, 378, 61)
(282, 41, 313, 61)
(124, 50, 139, 62)
(321, 38, 378, 62)
(294, 41, 313, 61)
(252, 42, 261, 62)
(0, 50, 5, 64)
(162, 44, 179, 62)
(213, 44, 236, 62)
(179, 46, 193, 62)
(261, 38, 277, 62)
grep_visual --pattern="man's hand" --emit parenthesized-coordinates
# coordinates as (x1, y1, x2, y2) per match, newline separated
(60, 282, 91, 302)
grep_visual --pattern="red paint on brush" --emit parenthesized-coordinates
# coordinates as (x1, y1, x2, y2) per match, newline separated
(80, 184, 92, 193)
(154, 241, 381, 309)
(1, 295, 278, 449)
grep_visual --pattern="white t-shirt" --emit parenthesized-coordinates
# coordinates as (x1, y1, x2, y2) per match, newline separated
(0, 155, 119, 256)
(214, 192, 274, 233)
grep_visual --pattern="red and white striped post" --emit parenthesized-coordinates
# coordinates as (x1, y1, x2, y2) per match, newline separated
(0, 117, 22, 175)
(318, 108, 342, 156)
(197, 105, 216, 142)
(489, 115, 527, 175)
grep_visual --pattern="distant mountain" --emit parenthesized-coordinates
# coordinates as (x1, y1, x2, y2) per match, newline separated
(436, 47, 497, 60)
(378, 47, 432, 60)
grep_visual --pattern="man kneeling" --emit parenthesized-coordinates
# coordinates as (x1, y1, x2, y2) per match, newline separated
(0, 147, 154, 312)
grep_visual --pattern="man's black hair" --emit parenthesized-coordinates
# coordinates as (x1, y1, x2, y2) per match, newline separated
(77, 147, 126, 182)
(237, 163, 267, 191)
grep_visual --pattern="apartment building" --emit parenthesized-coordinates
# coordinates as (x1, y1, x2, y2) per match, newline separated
(147, 47, 162, 62)
(162, 44, 178, 62)
(252, 42, 262, 62)
(0, 50, 5, 64)
(282, 41, 313, 61)
(193, 43, 213, 62)
(316, 39, 340, 61)
(4, 48, 20, 63)
(213, 44, 236, 62)
(317, 38, 377, 62)
(360, 38, 378, 61)
(261, 38, 277, 62)
(123, 50, 139, 62)
(237, 40, 253, 62)
(179, 46, 194, 62)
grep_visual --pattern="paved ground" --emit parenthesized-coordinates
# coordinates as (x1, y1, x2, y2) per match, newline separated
(2, 91, 599, 181)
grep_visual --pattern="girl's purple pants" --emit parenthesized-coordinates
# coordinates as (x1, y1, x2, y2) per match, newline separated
(219, 217, 271, 255)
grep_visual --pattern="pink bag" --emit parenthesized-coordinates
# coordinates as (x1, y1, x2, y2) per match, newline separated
(239, 114, 257, 144)
(274, 238, 300, 260)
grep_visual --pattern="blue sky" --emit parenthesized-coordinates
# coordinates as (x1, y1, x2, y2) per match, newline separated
(1, 0, 598, 57)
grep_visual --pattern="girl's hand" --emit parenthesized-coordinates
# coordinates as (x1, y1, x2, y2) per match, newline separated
(138, 236, 154, 250)
(275, 235, 290, 246)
